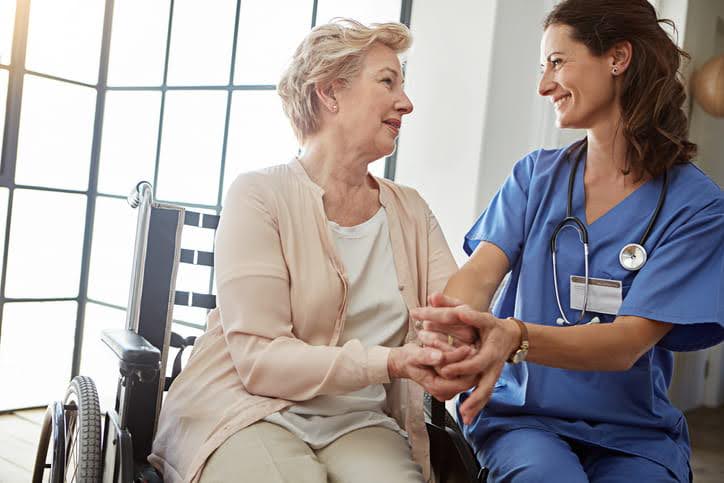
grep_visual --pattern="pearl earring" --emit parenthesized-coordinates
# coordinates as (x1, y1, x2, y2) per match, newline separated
(612, 66, 619, 75)
(331, 103, 338, 112)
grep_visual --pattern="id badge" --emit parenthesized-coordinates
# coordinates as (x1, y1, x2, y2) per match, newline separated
(570, 275, 622, 315)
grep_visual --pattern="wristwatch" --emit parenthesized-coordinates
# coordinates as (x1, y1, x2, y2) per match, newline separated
(506, 317, 529, 364)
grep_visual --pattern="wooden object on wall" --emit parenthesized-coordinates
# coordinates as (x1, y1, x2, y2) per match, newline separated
(691, 53, 724, 118)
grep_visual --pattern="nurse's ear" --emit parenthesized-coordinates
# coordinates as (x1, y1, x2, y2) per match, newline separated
(608, 40, 632, 76)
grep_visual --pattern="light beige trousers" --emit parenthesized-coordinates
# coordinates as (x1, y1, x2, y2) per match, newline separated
(199, 421, 425, 483)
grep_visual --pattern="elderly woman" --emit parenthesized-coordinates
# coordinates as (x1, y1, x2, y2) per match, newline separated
(150, 19, 472, 483)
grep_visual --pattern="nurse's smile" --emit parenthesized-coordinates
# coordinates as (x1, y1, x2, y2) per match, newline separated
(553, 94, 571, 111)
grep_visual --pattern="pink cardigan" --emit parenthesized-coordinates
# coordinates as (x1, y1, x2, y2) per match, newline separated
(149, 159, 457, 482)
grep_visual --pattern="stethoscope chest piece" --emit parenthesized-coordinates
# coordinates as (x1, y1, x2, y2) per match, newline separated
(619, 243, 647, 271)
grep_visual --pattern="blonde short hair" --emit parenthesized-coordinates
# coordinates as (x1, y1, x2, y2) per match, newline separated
(277, 18, 412, 142)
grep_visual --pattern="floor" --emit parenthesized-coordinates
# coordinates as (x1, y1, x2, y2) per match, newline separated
(0, 408, 45, 482)
(1, 407, 722, 482)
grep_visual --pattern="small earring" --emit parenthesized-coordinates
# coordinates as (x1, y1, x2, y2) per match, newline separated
(612, 66, 619, 75)
(331, 103, 338, 112)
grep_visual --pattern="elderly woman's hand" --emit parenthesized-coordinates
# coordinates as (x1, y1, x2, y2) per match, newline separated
(410, 306, 520, 424)
(388, 343, 478, 401)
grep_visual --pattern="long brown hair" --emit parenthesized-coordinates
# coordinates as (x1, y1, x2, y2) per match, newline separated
(544, 0, 696, 178)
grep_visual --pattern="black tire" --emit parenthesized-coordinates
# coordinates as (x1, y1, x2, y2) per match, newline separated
(64, 376, 102, 483)
(62, 376, 102, 483)
(32, 377, 102, 483)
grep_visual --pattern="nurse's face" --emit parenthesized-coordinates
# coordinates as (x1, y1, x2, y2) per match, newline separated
(538, 24, 618, 129)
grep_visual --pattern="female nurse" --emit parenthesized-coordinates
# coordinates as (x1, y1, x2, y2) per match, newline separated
(412, 0, 724, 481)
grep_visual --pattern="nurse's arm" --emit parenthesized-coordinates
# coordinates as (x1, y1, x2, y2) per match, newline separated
(524, 315, 673, 371)
(419, 310, 674, 374)
(442, 241, 510, 311)
(411, 307, 674, 423)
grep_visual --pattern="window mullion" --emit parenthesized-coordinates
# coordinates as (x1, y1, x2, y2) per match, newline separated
(0, 0, 32, 185)
(0, 0, 31, 347)
(71, 0, 115, 379)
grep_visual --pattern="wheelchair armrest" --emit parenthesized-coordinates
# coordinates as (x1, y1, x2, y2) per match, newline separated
(101, 329, 160, 370)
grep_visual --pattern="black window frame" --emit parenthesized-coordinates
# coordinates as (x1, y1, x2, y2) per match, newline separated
(0, 0, 413, 411)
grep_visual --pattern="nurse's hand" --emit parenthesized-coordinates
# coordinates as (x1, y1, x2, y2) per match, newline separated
(415, 293, 479, 351)
(409, 306, 520, 424)
(388, 342, 478, 401)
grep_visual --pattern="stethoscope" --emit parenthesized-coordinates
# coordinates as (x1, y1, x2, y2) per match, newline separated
(551, 153, 668, 325)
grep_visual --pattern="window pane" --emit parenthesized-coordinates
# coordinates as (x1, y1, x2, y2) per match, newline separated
(0, 301, 77, 411)
(80, 302, 126, 411)
(98, 91, 161, 195)
(0, 69, 7, 151)
(223, 91, 298, 194)
(25, 0, 105, 84)
(87, 196, 137, 307)
(315, 0, 403, 25)
(0, 0, 15, 65)
(157, 91, 226, 205)
(15, 75, 96, 190)
(107, 0, 170, 86)
(166, 0, 236, 86)
(233, 0, 312, 85)
(5, 189, 86, 298)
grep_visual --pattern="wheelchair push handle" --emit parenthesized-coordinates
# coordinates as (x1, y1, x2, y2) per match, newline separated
(128, 180, 153, 208)
(126, 181, 154, 332)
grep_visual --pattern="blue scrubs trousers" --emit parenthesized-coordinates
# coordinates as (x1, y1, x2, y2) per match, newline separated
(479, 428, 681, 482)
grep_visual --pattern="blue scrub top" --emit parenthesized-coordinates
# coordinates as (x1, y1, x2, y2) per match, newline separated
(459, 145, 724, 482)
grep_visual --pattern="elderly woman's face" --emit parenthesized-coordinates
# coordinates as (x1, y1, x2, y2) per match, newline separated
(333, 43, 413, 159)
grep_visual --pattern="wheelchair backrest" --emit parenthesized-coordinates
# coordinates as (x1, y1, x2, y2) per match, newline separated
(122, 183, 218, 463)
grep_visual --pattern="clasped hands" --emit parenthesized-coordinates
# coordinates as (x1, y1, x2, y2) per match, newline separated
(388, 293, 520, 425)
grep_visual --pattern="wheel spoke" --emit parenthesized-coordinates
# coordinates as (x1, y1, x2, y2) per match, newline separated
(64, 403, 79, 482)
(67, 435, 79, 482)
(69, 449, 79, 482)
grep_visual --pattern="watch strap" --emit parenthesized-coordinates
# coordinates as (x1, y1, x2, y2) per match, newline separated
(506, 317, 529, 363)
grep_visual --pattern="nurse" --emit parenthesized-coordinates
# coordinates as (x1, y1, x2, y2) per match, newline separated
(412, 0, 724, 482)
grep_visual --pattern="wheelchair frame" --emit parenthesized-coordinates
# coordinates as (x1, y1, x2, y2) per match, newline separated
(33, 181, 486, 483)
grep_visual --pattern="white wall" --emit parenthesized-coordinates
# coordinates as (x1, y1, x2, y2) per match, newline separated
(396, 0, 554, 265)
(394, 0, 497, 264)
(666, 0, 724, 411)
(684, 1, 724, 187)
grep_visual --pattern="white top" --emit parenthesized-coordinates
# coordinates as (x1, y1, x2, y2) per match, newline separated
(264, 207, 409, 448)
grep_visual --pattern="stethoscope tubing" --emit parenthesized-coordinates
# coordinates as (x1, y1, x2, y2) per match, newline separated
(550, 144, 668, 325)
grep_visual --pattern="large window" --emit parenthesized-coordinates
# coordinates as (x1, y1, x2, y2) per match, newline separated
(0, 0, 412, 411)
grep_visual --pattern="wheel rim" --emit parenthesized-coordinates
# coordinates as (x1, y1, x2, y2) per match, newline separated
(64, 400, 79, 482)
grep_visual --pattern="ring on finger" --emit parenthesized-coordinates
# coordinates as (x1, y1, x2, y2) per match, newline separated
(447, 334, 454, 346)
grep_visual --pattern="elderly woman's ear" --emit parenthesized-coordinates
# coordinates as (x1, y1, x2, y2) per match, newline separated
(315, 81, 345, 114)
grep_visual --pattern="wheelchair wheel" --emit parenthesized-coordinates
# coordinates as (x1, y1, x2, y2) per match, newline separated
(33, 376, 102, 483)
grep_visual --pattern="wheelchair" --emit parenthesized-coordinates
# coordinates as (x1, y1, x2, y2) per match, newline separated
(33, 181, 488, 483)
